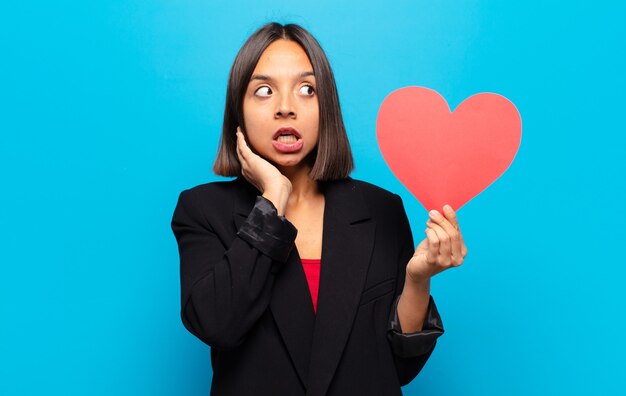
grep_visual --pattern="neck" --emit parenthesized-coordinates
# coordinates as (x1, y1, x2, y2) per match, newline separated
(278, 164, 320, 201)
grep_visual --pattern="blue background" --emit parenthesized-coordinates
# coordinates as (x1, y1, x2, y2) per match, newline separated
(1, 1, 625, 395)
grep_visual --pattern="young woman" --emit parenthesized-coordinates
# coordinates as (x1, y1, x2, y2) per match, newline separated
(172, 22, 467, 396)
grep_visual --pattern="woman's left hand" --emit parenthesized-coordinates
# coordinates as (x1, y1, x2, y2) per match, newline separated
(406, 204, 468, 283)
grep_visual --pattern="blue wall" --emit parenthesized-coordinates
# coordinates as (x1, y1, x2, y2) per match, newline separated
(1, 1, 624, 394)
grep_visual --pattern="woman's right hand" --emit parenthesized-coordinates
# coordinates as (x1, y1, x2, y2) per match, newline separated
(236, 127, 292, 215)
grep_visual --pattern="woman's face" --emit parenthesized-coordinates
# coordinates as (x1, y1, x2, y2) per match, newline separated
(242, 39, 319, 170)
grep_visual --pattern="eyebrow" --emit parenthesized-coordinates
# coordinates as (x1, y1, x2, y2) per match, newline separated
(250, 71, 315, 82)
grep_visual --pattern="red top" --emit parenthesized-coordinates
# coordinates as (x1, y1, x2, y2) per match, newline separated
(301, 258, 321, 313)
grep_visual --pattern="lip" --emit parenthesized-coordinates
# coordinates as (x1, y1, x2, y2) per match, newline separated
(272, 127, 304, 153)
(273, 127, 302, 140)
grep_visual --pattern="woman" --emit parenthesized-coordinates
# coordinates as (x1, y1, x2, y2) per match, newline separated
(172, 22, 467, 396)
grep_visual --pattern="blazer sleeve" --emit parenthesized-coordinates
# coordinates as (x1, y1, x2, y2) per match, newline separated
(386, 194, 445, 386)
(171, 188, 297, 350)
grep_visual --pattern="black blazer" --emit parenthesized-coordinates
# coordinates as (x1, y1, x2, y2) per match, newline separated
(171, 177, 444, 396)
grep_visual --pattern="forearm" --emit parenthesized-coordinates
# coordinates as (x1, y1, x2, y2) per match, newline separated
(182, 239, 277, 349)
(173, 191, 297, 349)
(396, 275, 431, 333)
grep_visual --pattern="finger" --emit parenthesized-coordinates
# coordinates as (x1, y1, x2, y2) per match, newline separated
(236, 135, 246, 166)
(442, 205, 466, 262)
(415, 237, 429, 253)
(429, 209, 459, 238)
(236, 130, 248, 159)
(424, 228, 439, 263)
(436, 208, 463, 263)
(453, 220, 467, 259)
(429, 208, 461, 261)
(238, 129, 256, 158)
(458, 228, 467, 257)
(426, 220, 451, 265)
(443, 204, 460, 230)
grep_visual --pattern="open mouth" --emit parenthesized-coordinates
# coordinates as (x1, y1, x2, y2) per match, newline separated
(275, 134, 299, 144)
(272, 127, 304, 153)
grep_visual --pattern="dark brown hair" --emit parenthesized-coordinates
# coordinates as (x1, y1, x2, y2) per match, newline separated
(212, 22, 353, 181)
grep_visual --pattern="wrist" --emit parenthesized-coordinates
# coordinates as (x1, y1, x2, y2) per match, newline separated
(405, 269, 431, 288)
(262, 186, 290, 216)
(261, 175, 291, 192)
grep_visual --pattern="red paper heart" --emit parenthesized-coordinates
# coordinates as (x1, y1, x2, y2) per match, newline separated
(376, 86, 521, 213)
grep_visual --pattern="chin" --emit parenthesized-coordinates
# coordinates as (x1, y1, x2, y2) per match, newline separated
(260, 145, 316, 170)
(272, 157, 304, 167)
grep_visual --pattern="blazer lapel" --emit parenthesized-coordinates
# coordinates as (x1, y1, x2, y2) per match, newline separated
(230, 178, 376, 395)
(306, 179, 376, 396)
(231, 178, 316, 390)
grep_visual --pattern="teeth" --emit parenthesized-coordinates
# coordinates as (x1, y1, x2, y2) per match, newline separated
(277, 134, 297, 144)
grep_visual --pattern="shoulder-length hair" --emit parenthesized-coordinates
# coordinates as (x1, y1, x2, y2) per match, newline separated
(213, 22, 354, 181)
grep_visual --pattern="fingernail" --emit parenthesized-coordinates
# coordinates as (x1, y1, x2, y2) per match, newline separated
(429, 210, 440, 217)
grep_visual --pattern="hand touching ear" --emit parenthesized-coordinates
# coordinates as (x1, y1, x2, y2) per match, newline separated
(235, 127, 291, 215)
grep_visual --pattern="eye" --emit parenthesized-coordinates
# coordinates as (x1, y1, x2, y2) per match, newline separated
(299, 84, 315, 96)
(254, 86, 272, 97)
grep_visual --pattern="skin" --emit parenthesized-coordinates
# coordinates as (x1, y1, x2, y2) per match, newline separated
(235, 39, 467, 332)
(237, 39, 324, 260)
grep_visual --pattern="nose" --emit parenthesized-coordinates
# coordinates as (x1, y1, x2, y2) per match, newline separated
(275, 92, 296, 119)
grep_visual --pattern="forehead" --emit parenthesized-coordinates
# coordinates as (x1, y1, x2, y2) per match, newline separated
(253, 39, 313, 74)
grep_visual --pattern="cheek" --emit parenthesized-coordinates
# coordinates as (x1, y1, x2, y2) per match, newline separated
(242, 109, 266, 138)
(303, 102, 320, 129)
(242, 98, 264, 129)
(242, 119, 271, 155)
(309, 110, 320, 140)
